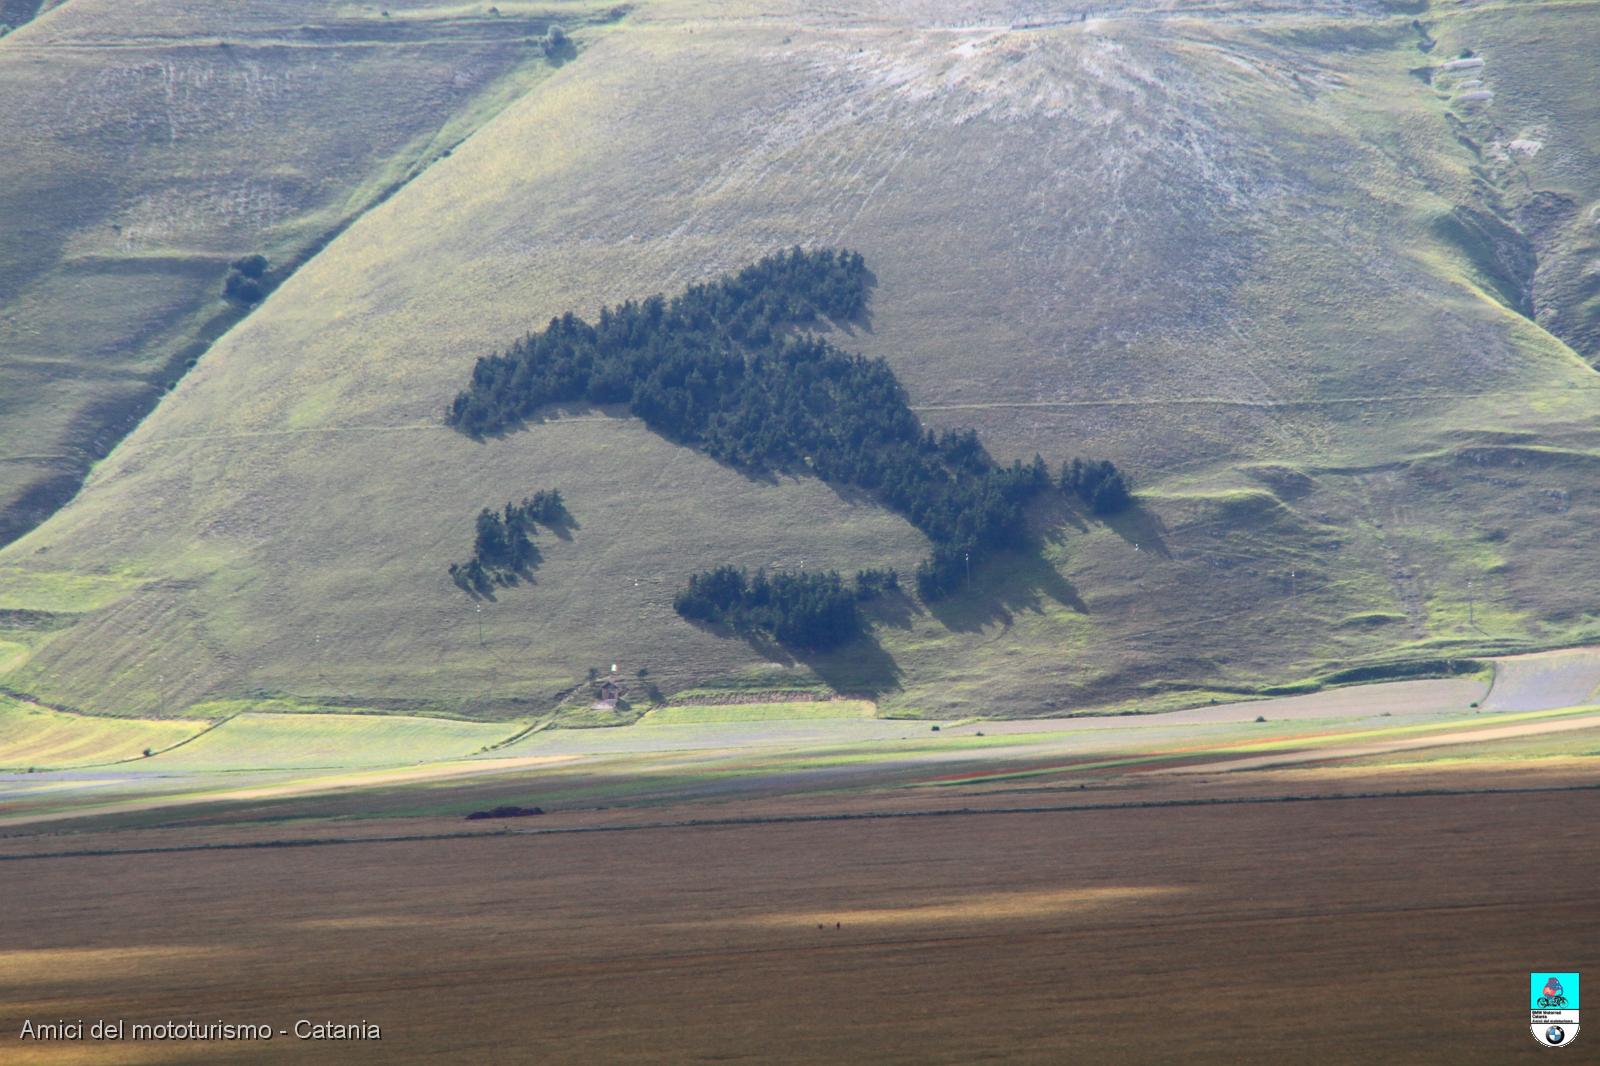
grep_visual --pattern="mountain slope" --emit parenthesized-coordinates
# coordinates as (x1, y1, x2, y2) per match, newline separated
(0, 0, 602, 544)
(3, 0, 1598, 718)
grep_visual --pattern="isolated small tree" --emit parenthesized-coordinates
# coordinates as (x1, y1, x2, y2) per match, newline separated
(542, 23, 572, 59)
(223, 273, 264, 305)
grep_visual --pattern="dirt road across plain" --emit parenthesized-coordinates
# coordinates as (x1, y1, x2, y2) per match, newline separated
(1153, 710, 1600, 774)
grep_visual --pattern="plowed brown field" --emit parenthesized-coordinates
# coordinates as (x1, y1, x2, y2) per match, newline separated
(4, 786, 1595, 1064)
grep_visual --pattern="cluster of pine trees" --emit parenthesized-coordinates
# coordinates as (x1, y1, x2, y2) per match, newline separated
(447, 247, 867, 436)
(853, 567, 900, 599)
(1061, 458, 1131, 515)
(445, 248, 1134, 643)
(448, 249, 1053, 597)
(449, 490, 568, 594)
(673, 566, 866, 651)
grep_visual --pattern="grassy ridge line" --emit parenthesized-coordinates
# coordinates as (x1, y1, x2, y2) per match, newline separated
(9, 783, 1600, 863)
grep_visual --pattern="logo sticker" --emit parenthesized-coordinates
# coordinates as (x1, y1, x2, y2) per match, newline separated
(1531, 972, 1580, 1048)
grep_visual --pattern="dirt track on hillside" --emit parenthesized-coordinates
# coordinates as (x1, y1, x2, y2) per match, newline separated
(1484, 647, 1600, 711)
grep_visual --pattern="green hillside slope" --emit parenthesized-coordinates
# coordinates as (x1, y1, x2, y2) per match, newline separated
(2, 0, 1598, 719)
(0, 0, 607, 544)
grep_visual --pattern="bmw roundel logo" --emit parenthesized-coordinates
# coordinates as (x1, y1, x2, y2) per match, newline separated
(1546, 1025, 1566, 1045)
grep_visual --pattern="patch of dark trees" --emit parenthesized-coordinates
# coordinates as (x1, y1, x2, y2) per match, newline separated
(673, 566, 901, 651)
(465, 805, 544, 821)
(223, 254, 270, 305)
(449, 489, 569, 595)
(1060, 458, 1131, 515)
(445, 247, 1130, 645)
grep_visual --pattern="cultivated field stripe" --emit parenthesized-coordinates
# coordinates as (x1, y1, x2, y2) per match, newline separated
(6, 782, 1600, 863)
(1154, 711, 1600, 774)
(0, 753, 579, 829)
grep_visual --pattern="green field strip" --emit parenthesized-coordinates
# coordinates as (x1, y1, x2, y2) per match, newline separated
(141, 712, 534, 771)
(0, 696, 209, 770)
(641, 701, 877, 725)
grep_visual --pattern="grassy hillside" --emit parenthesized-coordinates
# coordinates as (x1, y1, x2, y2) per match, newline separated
(1425, 1, 1600, 367)
(0, 694, 206, 769)
(1, 0, 1598, 719)
(0, 0, 611, 544)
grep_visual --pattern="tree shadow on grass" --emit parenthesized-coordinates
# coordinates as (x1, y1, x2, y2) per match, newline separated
(924, 543, 1088, 635)
(1102, 500, 1171, 558)
(682, 619, 904, 700)
(464, 401, 635, 442)
(541, 513, 581, 543)
(495, 567, 539, 589)
(805, 635, 902, 699)
(925, 495, 1167, 635)
(453, 547, 545, 602)
(861, 589, 918, 630)
(1031, 490, 1090, 537)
